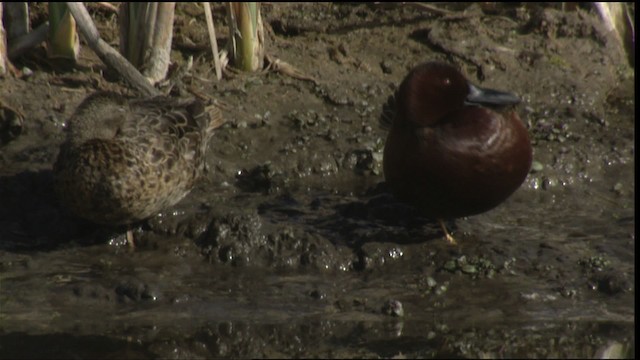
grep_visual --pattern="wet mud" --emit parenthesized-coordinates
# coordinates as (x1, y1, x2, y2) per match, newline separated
(0, 3, 634, 358)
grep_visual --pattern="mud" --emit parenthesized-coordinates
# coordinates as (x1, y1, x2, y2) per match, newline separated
(0, 3, 634, 358)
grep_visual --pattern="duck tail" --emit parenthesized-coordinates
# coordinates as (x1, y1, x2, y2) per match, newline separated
(204, 105, 225, 136)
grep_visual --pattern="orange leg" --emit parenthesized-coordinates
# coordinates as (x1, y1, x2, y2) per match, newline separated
(438, 219, 457, 245)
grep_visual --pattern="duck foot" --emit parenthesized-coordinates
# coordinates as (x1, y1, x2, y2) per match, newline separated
(438, 219, 457, 245)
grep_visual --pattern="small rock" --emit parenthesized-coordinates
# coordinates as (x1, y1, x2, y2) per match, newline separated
(380, 60, 394, 74)
(382, 299, 404, 317)
(461, 264, 478, 274)
(530, 161, 544, 173)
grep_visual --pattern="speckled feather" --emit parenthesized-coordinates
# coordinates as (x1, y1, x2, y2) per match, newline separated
(53, 92, 224, 225)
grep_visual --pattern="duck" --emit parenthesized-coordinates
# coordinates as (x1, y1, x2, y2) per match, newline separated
(53, 92, 224, 245)
(381, 62, 532, 244)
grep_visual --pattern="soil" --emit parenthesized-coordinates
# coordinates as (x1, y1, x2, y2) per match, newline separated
(0, 3, 634, 359)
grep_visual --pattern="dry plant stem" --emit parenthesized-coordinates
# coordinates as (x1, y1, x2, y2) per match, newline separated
(203, 2, 223, 80)
(594, 2, 635, 67)
(144, 2, 175, 84)
(120, 3, 156, 68)
(230, 3, 252, 71)
(265, 53, 318, 85)
(3, 2, 29, 40)
(254, 6, 265, 69)
(141, 3, 157, 65)
(48, 3, 80, 61)
(66, 2, 159, 97)
(0, 4, 7, 74)
(408, 2, 452, 16)
(118, 4, 129, 63)
(228, 3, 264, 72)
(146, 4, 158, 33)
(8, 21, 49, 60)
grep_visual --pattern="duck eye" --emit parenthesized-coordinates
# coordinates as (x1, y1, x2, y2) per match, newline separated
(442, 78, 451, 86)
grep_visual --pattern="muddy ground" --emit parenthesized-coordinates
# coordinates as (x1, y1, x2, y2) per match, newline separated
(0, 3, 634, 359)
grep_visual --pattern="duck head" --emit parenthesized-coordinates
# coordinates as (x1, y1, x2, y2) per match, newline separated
(394, 62, 520, 128)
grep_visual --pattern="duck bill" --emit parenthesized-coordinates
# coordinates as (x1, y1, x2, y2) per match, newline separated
(466, 83, 520, 107)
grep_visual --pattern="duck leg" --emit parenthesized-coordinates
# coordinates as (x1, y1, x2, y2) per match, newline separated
(126, 228, 135, 248)
(438, 218, 457, 245)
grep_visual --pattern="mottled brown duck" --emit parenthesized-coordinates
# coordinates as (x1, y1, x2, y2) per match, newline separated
(53, 92, 224, 244)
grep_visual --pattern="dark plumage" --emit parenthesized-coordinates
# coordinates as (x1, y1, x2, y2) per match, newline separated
(382, 62, 532, 243)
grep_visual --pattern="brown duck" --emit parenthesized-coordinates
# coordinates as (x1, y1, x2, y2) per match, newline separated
(382, 62, 532, 244)
(53, 92, 224, 243)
